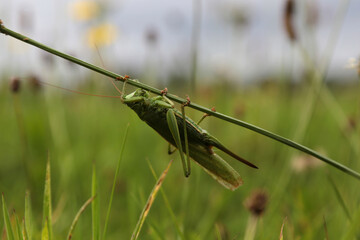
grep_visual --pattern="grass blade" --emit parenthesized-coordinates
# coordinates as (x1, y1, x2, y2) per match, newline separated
(24, 191, 32, 240)
(323, 216, 329, 240)
(131, 159, 173, 240)
(92, 164, 100, 240)
(102, 124, 130, 240)
(67, 196, 95, 240)
(214, 223, 222, 240)
(42, 158, 53, 240)
(279, 217, 286, 240)
(2, 194, 15, 240)
(328, 176, 352, 221)
(145, 221, 164, 240)
(15, 214, 23, 240)
(147, 159, 185, 240)
(22, 218, 29, 240)
(244, 216, 257, 240)
(341, 203, 360, 240)
(41, 220, 49, 240)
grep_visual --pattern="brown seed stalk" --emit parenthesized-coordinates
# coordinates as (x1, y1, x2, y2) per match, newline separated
(283, 0, 297, 42)
(244, 189, 269, 217)
(10, 77, 21, 93)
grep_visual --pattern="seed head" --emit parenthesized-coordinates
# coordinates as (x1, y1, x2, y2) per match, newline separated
(41, 52, 55, 67)
(28, 75, 41, 91)
(145, 28, 158, 46)
(283, 0, 297, 41)
(347, 116, 357, 131)
(233, 103, 246, 118)
(10, 77, 21, 93)
(244, 189, 268, 217)
(341, 116, 357, 135)
(305, 1, 318, 28)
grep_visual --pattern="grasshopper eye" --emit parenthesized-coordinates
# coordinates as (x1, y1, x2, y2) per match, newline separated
(134, 89, 150, 98)
(124, 89, 150, 100)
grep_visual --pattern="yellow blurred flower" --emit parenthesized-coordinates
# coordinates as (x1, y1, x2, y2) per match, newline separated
(87, 23, 117, 48)
(345, 57, 359, 69)
(345, 57, 360, 76)
(70, 1, 99, 21)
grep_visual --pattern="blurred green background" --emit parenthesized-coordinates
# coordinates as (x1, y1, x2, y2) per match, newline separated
(1, 77, 360, 239)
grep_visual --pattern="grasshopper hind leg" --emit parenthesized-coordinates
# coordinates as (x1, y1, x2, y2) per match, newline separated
(181, 98, 191, 177)
(162, 91, 191, 177)
(166, 107, 191, 178)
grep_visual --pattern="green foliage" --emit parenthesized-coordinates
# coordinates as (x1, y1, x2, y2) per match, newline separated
(14, 214, 23, 240)
(92, 164, 100, 240)
(67, 196, 95, 240)
(0, 81, 360, 239)
(42, 159, 53, 240)
(2, 194, 15, 240)
(24, 192, 32, 240)
(103, 124, 129, 240)
(2, 1, 359, 238)
(131, 160, 173, 240)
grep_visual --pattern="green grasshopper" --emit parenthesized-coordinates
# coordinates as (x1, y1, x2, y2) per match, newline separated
(122, 88, 257, 191)
(41, 79, 257, 190)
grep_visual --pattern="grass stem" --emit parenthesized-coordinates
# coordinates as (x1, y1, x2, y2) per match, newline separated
(102, 124, 130, 240)
(131, 160, 173, 240)
(67, 196, 95, 240)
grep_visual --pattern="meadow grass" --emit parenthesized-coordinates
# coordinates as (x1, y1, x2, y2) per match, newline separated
(1, 78, 360, 239)
(1, 0, 360, 237)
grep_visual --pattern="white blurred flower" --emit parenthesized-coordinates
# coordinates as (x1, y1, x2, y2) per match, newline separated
(291, 150, 325, 173)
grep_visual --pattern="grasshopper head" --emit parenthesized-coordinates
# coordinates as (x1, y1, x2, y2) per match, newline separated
(124, 88, 150, 100)
(123, 89, 150, 117)
(123, 89, 152, 119)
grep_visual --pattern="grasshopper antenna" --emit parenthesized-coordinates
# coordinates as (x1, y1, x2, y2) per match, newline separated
(39, 81, 122, 99)
(94, 44, 124, 100)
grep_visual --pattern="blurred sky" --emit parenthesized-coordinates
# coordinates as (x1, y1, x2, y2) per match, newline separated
(0, 0, 359, 85)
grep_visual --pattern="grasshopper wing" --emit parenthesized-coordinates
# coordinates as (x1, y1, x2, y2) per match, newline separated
(189, 144, 243, 190)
